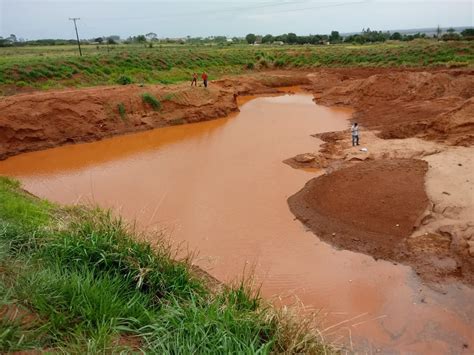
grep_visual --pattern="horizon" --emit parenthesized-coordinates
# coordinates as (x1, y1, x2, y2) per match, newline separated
(1, 0, 472, 40)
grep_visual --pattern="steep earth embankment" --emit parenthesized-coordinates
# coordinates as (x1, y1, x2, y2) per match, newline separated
(311, 69, 474, 145)
(0, 73, 310, 160)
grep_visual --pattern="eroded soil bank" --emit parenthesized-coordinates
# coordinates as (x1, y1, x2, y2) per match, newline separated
(0, 73, 310, 160)
(1, 68, 473, 161)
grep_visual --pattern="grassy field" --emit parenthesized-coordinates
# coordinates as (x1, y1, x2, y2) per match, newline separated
(0, 177, 330, 353)
(0, 40, 472, 94)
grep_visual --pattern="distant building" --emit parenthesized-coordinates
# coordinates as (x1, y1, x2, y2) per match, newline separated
(273, 41, 284, 45)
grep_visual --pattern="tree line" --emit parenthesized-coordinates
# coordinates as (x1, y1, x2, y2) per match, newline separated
(1, 28, 472, 47)
(245, 28, 474, 45)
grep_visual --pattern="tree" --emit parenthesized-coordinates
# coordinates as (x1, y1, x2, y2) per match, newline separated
(287, 33, 297, 44)
(461, 28, 474, 39)
(146, 32, 157, 41)
(136, 35, 146, 43)
(446, 27, 456, 34)
(94, 37, 104, 43)
(245, 33, 256, 44)
(390, 32, 402, 40)
(8, 34, 17, 42)
(262, 34, 274, 43)
(213, 36, 227, 43)
(107, 37, 117, 45)
(329, 31, 341, 43)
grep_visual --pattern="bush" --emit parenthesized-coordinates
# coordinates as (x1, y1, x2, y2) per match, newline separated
(258, 58, 268, 68)
(141, 93, 161, 111)
(117, 103, 127, 120)
(116, 75, 133, 85)
(245, 62, 255, 69)
(273, 58, 286, 67)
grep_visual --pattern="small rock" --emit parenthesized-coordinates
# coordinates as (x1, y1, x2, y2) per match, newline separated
(332, 232, 336, 236)
(395, 224, 400, 227)
(467, 241, 474, 257)
(295, 154, 316, 163)
(442, 191, 451, 196)
(458, 163, 463, 167)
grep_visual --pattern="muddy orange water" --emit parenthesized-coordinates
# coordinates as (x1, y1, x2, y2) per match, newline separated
(1, 93, 473, 353)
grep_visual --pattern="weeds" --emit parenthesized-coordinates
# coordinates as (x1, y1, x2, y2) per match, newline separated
(117, 103, 127, 120)
(116, 75, 132, 85)
(141, 92, 161, 111)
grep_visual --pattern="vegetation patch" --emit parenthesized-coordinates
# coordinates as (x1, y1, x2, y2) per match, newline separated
(116, 75, 133, 85)
(141, 92, 161, 111)
(117, 102, 127, 120)
(0, 41, 472, 94)
(0, 177, 331, 353)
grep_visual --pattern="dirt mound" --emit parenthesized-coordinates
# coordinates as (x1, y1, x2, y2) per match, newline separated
(288, 159, 429, 259)
(314, 70, 474, 145)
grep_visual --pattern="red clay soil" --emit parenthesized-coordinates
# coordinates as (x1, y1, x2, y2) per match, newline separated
(288, 158, 474, 285)
(1, 68, 472, 160)
(312, 69, 474, 146)
(288, 159, 429, 259)
(0, 72, 310, 160)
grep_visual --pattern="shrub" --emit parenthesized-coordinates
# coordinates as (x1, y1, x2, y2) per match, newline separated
(117, 103, 127, 120)
(258, 59, 268, 68)
(246, 62, 255, 69)
(141, 93, 161, 111)
(274, 58, 286, 67)
(116, 75, 133, 85)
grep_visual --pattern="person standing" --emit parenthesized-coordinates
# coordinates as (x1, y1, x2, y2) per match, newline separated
(202, 72, 208, 88)
(191, 72, 198, 86)
(351, 122, 360, 146)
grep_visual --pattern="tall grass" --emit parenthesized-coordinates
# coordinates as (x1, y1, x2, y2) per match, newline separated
(0, 41, 472, 94)
(0, 177, 332, 353)
(141, 92, 161, 111)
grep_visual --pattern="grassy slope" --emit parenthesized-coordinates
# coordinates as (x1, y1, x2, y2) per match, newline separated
(0, 41, 472, 94)
(0, 177, 330, 353)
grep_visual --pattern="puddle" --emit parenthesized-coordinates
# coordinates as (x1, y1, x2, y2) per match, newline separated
(0, 93, 472, 353)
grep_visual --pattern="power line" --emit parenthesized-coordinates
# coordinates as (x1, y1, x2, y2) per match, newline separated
(83, 0, 355, 22)
(69, 17, 82, 56)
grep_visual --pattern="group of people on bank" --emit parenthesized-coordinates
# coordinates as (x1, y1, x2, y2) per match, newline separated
(191, 72, 208, 88)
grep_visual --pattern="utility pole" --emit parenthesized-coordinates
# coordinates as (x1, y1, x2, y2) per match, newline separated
(69, 17, 82, 56)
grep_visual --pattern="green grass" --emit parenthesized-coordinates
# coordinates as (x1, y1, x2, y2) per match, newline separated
(0, 177, 331, 353)
(0, 41, 472, 95)
(141, 92, 161, 111)
(117, 102, 127, 120)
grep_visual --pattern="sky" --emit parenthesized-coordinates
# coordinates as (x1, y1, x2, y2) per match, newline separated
(0, 0, 472, 40)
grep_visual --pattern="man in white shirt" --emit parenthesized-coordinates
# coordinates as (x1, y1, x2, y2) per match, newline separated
(351, 122, 360, 146)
